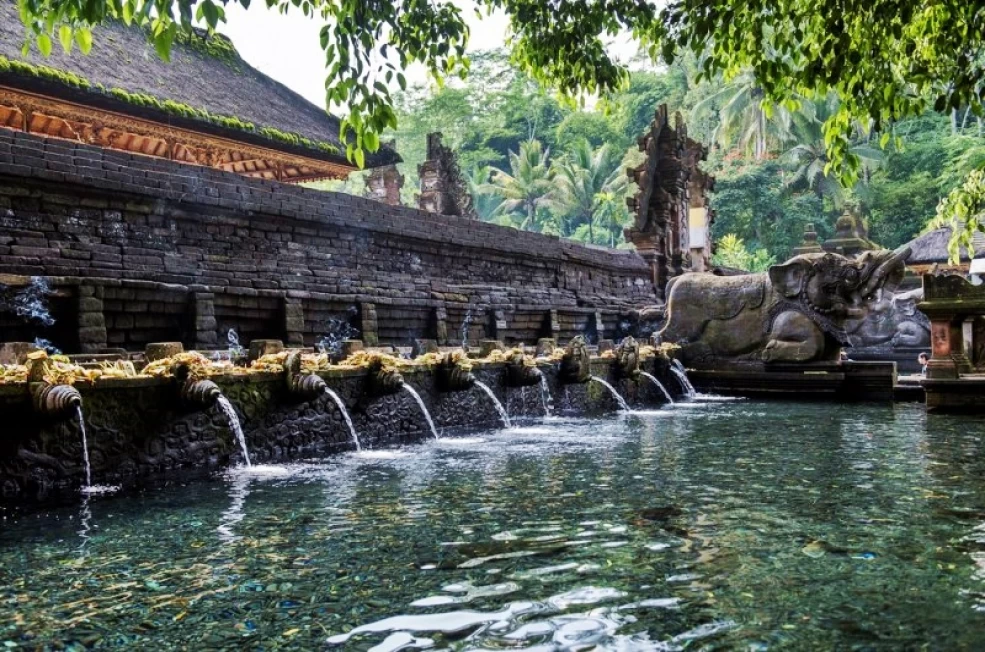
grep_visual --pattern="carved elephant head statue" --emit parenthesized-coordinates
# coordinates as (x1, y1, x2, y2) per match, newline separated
(768, 247, 910, 330)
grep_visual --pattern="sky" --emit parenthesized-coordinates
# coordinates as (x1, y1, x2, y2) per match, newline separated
(218, 2, 512, 110)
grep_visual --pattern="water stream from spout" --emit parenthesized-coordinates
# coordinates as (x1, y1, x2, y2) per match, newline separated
(402, 384, 440, 440)
(670, 360, 696, 397)
(217, 396, 251, 467)
(639, 371, 674, 404)
(76, 405, 92, 489)
(323, 387, 361, 451)
(589, 376, 631, 412)
(474, 380, 511, 428)
(539, 374, 554, 416)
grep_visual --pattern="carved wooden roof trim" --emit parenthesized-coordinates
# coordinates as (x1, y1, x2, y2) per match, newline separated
(0, 86, 352, 183)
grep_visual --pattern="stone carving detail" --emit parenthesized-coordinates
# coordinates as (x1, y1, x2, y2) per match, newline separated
(559, 335, 592, 383)
(848, 288, 931, 350)
(626, 105, 712, 299)
(822, 206, 878, 257)
(615, 336, 641, 380)
(658, 248, 911, 367)
(365, 157, 404, 206)
(417, 132, 477, 218)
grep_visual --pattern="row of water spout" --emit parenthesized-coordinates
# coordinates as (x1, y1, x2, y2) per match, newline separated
(37, 345, 693, 490)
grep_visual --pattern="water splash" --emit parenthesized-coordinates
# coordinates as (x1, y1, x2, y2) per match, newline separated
(323, 386, 361, 451)
(402, 384, 439, 440)
(670, 360, 696, 397)
(639, 371, 674, 404)
(217, 473, 249, 544)
(460, 307, 473, 350)
(76, 496, 93, 555)
(227, 329, 245, 360)
(33, 337, 61, 354)
(475, 380, 511, 428)
(217, 396, 251, 467)
(316, 310, 361, 357)
(76, 405, 91, 489)
(3, 276, 55, 326)
(589, 376, 631, 412)
(539, 375, 554, 416)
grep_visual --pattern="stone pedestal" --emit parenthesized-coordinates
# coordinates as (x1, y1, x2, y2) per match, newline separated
(413, 339, 439, 357)
(0, 342, 39, 364)
(146, 342, 183, 361)
(926, 317, 973, 379)
(341, 339, 364, 359)
(249, 339, 284, 361)
(479, 340, 505, 358)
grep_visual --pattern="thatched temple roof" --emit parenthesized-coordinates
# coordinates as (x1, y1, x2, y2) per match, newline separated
(0, 4, 398, 180)
(904, 227, 985, 266)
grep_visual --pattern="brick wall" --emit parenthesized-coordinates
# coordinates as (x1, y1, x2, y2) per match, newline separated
(0, 129, 656, 351)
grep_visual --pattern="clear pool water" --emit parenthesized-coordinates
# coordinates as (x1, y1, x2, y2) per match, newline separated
(3, 399, 985, 649)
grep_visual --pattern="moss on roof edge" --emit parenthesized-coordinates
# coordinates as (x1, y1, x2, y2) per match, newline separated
(0, 55, 341, 156)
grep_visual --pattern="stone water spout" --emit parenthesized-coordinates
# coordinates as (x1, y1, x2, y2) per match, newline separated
(24, 356, 82, 417)
(559, 335, 591, 384)
(614, 336, 641, 380)
(436, 353, 476, 392)
(504, 351, 543, 388)
(173, 364, 222, 408)
(366, 359, 405, 397)
(283, 351, 327, 399)
(30, 382, 82, 416)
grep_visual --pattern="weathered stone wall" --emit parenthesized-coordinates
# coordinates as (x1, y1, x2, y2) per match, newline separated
(0, 358, 682, 500)
(0, 129, 654, 351)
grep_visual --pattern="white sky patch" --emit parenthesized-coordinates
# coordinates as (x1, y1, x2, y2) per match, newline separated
(217, 1, 510, 111)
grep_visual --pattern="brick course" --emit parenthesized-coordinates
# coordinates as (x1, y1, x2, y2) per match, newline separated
(0, 129, 655, 350)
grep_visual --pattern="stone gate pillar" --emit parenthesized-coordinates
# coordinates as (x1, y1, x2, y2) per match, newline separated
(918, 274, 978, 379)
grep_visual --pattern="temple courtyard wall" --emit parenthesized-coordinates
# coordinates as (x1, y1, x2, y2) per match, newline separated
(0, 129, 655, 353)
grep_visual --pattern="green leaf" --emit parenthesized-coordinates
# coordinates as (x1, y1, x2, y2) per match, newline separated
(37, 33, 52, 57)
(353, 147, 365, 169)
(58, 25, 72, 53)
(75, 28, 93, 54)
(153, 23, 176, 62)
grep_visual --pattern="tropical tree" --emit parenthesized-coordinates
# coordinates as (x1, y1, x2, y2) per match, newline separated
(553, 140, 628, 242)
(691, 70, 794, 160)
(21, 0, 985, 188)
(712, 234, 776, 273)
(466, 166, 499, 221)
(783, 96, 883, 205)
(484, 140, 557, 231)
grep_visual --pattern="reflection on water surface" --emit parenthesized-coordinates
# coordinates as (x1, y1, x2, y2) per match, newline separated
(3, 401, 985, 648)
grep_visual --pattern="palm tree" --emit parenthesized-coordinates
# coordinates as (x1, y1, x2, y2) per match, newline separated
(553, 140, 628, 243)
(484, 140, 556, 231)
(783, 96, 883, 205)
(466, 165, 500, 221)
(691, 69, 794, 159)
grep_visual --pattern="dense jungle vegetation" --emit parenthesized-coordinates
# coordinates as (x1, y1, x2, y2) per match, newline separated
(315, 50, 984, 269)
